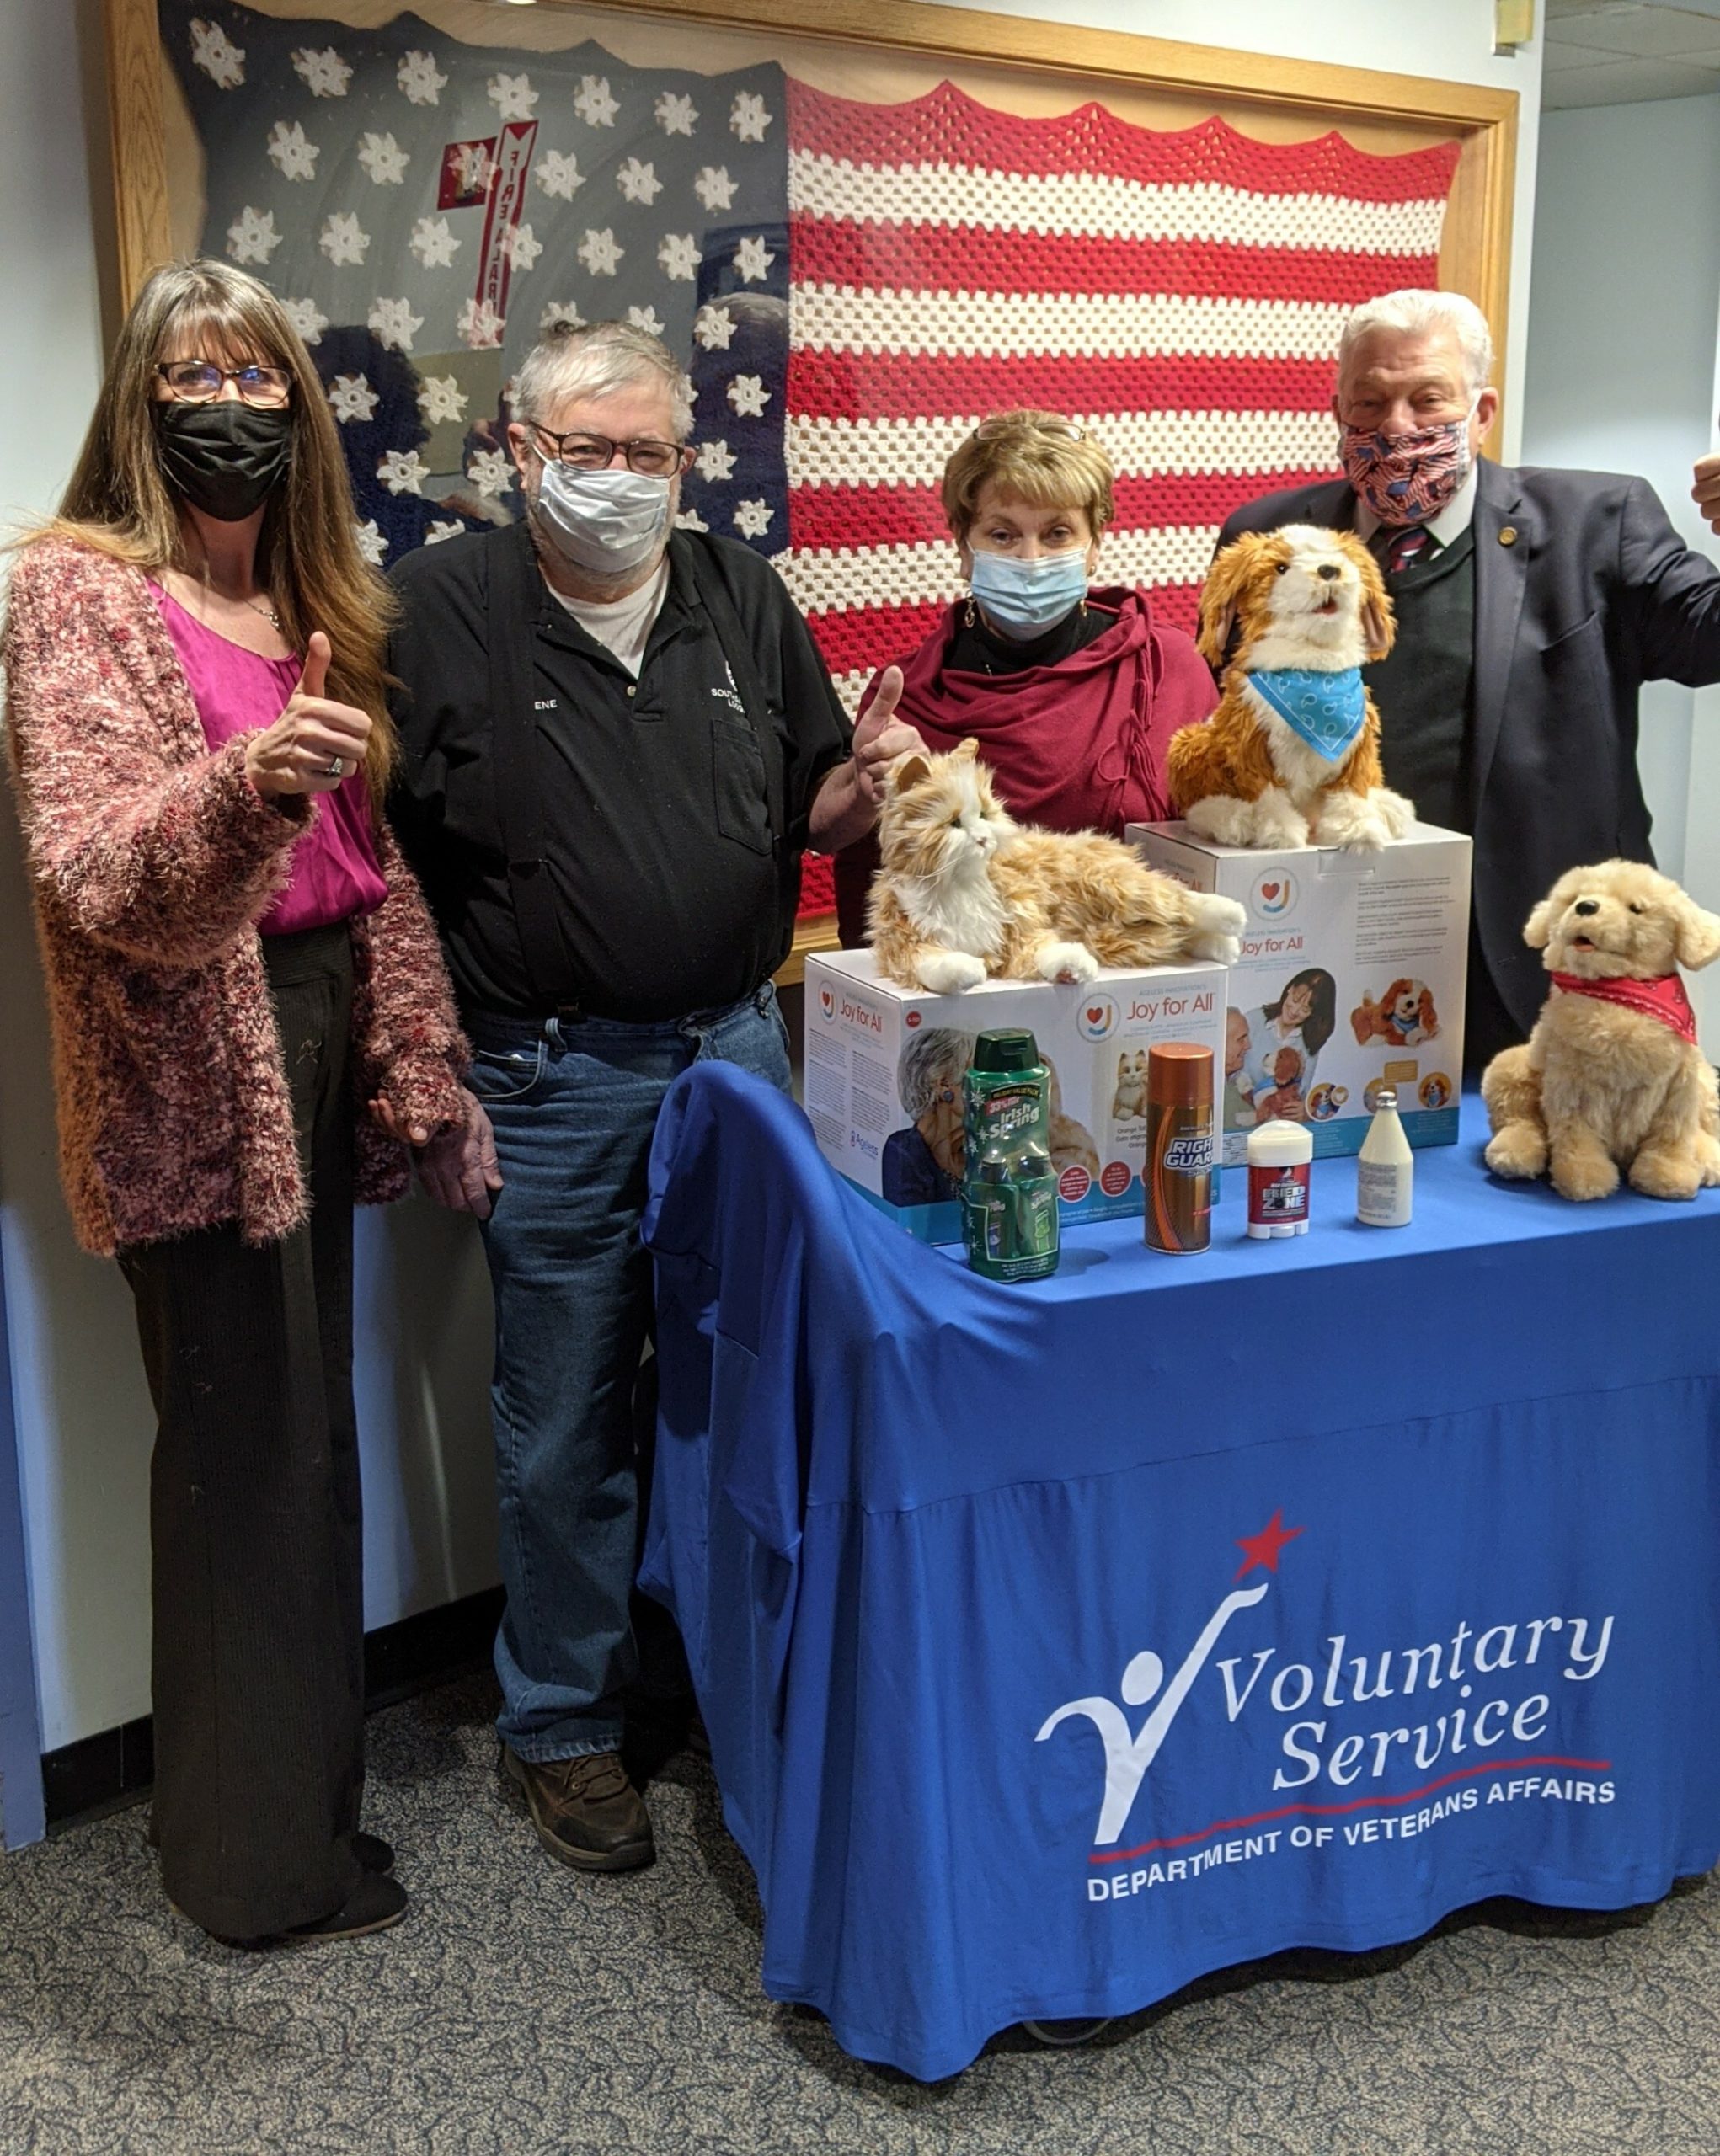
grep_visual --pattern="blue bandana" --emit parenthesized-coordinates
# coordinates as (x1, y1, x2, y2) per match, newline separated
(1249, 667, 1367, 763)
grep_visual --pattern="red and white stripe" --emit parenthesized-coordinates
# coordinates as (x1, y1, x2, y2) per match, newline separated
(778, 79, 1458, 705)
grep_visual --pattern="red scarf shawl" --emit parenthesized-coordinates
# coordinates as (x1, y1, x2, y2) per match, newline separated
(864, 586, 1212, 833)
(1548, 969, 1697, 1045)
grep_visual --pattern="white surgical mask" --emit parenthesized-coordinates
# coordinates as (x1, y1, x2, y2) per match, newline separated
(967, 547, 1090, 639)
(532, 462, 672, 576)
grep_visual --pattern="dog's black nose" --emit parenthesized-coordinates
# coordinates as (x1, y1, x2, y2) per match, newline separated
(1573, 899, 1600, 917)
(1317, 563, 1340, 581)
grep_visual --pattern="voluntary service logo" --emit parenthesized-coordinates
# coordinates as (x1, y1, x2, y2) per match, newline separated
(1035, 1513, 1616, 1905)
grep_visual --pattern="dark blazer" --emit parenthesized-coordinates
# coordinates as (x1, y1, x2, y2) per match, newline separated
(1217, 458, 1720, 1035)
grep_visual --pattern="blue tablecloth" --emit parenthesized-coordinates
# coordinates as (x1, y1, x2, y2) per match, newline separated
(640, 1065, 1720, 2081)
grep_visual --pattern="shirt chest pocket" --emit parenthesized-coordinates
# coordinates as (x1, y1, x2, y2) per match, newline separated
(710, 705, 776, 857)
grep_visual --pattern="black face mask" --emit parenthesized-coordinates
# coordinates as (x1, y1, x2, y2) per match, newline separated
(154, 400, 294, 522)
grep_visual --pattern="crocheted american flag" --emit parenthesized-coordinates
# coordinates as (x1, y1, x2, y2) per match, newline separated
(166, 3, 1460, 916)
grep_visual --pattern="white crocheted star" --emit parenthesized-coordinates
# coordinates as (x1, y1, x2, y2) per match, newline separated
(729, 92, 772, 143)
(734, 235, 774, 284)
(396, 51, 446, 106)
(416, 375, 468, 426)
(357, 132, 409, 186)
(579, 228, 624, 278)
(366, 296, 422, 354)
(292, 46, 351, 98)
(226, 207, 280, 266)
(326, 374, 379, 425)
(575, 76, 619, 129)
(536, 152, 584, 202)
(409, 216, 460, 270)
(377, 449, 429, 497)
(190, 19, 244, 89)
(488, 72, 539, 122)
(319, 212, 370, 268)
(265, 121, 318, 183)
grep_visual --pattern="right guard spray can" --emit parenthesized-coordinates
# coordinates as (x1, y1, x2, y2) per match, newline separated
(1145, 1042, 1215, 1255)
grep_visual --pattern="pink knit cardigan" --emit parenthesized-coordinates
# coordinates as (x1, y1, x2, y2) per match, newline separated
(3, 536, 469, 1257)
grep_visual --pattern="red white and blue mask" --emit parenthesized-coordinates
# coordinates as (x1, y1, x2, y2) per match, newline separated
(1340, 407, 1476, 527)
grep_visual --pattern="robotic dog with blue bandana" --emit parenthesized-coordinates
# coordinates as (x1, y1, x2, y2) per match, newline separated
(1168, 525, 1413, 853)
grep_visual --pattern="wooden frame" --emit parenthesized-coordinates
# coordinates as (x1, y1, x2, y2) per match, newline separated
(101, 0, 1518, 980)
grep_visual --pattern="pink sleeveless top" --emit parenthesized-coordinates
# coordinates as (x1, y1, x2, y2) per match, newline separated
(151, 583, 388, 935)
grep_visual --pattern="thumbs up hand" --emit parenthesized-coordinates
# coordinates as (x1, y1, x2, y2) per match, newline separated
(244, 630, 374, 798)
(849, 666, 922, 808)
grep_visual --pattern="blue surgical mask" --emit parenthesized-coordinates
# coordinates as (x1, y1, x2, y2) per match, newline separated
(533, 461, 671, 576)
(967, 547, 1089, 639)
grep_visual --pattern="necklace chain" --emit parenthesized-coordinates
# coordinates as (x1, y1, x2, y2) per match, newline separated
(176, 564, 279, 633)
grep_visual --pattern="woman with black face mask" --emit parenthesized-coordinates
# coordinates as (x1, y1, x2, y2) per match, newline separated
(2, 259, 475, 1946)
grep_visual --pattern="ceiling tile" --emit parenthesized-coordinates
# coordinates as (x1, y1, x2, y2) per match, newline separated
(1542, 49, 1720, 100)
(1541, 39, 1621, 67)
(1546, 3, 1720, 55)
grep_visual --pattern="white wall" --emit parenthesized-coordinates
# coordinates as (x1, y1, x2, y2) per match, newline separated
(1521, 97, 1720, 1043)
(0, 0, 1543, 1749)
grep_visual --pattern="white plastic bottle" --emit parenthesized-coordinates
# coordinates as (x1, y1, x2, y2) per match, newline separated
(1356, 1087, 1413, 1228)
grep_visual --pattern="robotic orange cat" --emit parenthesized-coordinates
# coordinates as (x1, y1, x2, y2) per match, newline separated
(867, 739, 1245, 995)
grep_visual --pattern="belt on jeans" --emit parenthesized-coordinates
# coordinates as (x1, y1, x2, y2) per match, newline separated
(463, 985, 773, 1051)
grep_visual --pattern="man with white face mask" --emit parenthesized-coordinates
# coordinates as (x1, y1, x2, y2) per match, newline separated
(1215, 287, 1720, 1069)
(385, 323, 917, 1874)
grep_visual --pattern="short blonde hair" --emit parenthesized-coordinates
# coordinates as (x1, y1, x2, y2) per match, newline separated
(940, 411, 1114, 543)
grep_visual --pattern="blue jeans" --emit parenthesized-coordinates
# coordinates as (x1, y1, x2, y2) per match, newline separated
(465, 983, 792, 1762)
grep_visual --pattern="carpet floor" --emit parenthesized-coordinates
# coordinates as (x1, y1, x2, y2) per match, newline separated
(1, 1673, 1716, 2154)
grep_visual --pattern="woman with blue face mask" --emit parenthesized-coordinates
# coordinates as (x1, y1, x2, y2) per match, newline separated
(834, 410, 1217, 945)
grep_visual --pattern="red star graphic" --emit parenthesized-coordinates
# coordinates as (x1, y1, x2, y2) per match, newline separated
(1233, 1509, 1305, 1582)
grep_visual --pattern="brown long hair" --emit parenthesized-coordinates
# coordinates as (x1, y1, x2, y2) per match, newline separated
(38, 258, 396, 797)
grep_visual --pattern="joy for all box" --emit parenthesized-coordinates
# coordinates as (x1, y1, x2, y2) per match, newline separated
(804, 948, 1228, 1246)
(1128, 821, 1472, 1166)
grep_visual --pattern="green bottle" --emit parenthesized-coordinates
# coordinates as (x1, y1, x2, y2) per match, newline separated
(962, 1029, 1060, 1283)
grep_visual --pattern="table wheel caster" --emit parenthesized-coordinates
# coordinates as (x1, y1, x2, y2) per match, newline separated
(1021, 2016, 1112, 2047)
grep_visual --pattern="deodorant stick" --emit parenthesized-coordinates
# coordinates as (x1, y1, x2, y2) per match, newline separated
(1246, 1119, 1313, 1238)
(1145, 1043, 1215, 1254)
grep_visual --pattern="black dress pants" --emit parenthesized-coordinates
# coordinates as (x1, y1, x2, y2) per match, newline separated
(120, 921, 365, 1939)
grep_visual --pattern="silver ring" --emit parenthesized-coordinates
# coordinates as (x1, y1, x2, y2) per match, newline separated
(322, 756, 345, 778)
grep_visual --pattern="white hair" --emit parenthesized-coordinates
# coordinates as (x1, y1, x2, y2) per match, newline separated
(1338, 289, 1494, 398)
(513, 319, 694, 439)
(897, 1029, 975, 1118)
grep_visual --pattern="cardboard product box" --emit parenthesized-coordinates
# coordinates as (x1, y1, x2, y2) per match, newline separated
(804, 948, 1228, 1246)
(1128, 820, 1472, 1166)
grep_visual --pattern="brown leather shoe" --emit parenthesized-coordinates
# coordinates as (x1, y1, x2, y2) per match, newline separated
(501, 1745, 655, 1873)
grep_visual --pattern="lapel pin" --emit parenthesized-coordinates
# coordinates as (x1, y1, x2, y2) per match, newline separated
(1498, 526, 1519, 547)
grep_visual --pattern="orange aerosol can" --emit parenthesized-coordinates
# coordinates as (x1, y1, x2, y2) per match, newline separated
(1145, 1042, 1215, 1254)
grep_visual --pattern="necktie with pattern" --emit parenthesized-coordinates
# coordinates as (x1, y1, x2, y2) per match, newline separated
(1375, 522, 1433, 576)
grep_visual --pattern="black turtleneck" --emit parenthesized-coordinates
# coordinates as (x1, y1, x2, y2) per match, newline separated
(945, 600, 1115, 677)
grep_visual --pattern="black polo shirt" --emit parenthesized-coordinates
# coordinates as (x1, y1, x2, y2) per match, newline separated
(387, 523, 852, 1022)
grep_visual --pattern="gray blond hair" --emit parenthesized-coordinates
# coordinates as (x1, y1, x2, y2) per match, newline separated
(898, 1029, 975, 1118)
(513, 318, 695, 439)
(1338, 289, 1494, 398)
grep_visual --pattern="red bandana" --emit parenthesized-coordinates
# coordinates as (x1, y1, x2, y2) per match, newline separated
(1548, 969, 1697, 1045)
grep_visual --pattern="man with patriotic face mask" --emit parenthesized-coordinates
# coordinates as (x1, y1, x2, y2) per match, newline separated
(1215, 287, 1720, 1069)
